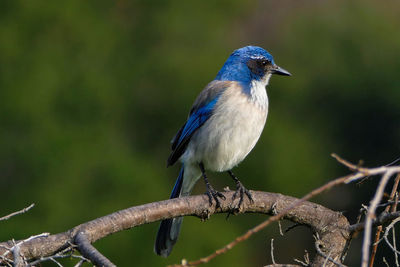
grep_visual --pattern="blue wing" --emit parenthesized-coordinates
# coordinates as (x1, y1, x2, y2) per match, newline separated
(167, 81, 232, 166)
(167, 96, 219, 166)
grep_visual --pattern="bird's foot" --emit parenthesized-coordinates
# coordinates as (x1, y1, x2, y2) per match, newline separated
(231, 180, 253, 212)
(199, 162, 226, 208)
(227, 171, 253, 212)
(205, 185, 226, 208)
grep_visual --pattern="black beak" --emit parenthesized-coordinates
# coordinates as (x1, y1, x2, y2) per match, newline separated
(271, 65, 291, 76)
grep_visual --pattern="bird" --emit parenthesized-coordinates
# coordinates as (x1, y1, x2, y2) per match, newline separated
(154, 46, 291, 257)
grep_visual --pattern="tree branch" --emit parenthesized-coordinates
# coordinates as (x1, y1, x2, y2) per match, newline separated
(0, 191, 349, 266)
(349, 211, 400, 233)
(74, 232, 116, 267)
(1, 155, 399, 266)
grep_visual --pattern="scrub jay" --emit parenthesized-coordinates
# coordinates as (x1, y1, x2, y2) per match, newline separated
(155, 46, 291, 257)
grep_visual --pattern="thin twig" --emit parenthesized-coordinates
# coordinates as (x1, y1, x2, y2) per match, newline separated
(271, 239, 276, 264)
(383, 257, 390, 267)
(294, 253, 309, 267)
(349, 211, 400, 233)
(331, 154, 400, 183)
(361, 170, 395, 267)
(285, 223, 303, 234)
(49, 257, 63, 267)
(278, 221, 284, 236)
(31, 254, 86, 266)
(74, 259, 87, 267)
(386, 156, 400, 167)
(392, 222, 399, 266)
(369, 173, 400, 267)
(392, 176, 400, 266)
(342, 207, 364, 262)
(0, 204, 35, 222)
(331, 153, 361, 172)
(27, 246, 88, 266)
(293, 260, 309, 267)
(0, 254, 12, 267)
(383, 217, 400, 255)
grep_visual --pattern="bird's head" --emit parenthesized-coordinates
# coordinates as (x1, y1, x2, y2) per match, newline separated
(215, 46, 291, 87)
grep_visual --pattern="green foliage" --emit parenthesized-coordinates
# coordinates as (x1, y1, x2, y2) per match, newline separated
(1, 0, 399, 266)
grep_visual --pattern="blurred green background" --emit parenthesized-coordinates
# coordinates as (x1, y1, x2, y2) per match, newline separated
(1, 0, 399, 266)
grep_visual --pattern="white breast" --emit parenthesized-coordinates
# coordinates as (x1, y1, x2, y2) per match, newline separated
(182, 81, 269, 172)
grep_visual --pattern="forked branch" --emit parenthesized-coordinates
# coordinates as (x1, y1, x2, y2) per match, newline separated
(0, 191, 348, 266)
(1, 155, 399, 266)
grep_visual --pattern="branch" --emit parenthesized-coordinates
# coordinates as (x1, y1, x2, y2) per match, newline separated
(1, 155, 398, 266)
(331, 153, 400, 183)
(331, 154, 400, 266)
(172, 155, 400, 266)
(170, 174, 352, 267)
(369, 173, 400, 266)
(361, 170, 396, 267)
(74, 232, 116, 267)
(0, 191, 349, 266)
(0, 204, 35, 222)
(264, 265, 302, 267)
(349, 211, 400, 233)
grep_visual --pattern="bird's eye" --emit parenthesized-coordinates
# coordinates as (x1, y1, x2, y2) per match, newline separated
(261, 60, 269, 66)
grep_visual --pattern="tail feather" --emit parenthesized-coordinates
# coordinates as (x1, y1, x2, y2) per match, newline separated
(154, 217, 183, 257)
(154, 167, 184, 257)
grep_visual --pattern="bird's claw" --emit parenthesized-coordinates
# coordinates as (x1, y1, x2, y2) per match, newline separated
(231, 181, 253, 212)
(206, 186, 226, 208)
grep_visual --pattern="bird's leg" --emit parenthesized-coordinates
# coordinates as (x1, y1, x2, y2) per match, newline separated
(199, 163, 225, 208)
(227, 170, 254, 209)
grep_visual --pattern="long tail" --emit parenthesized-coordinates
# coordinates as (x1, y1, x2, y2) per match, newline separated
(154, 165, 200, 257)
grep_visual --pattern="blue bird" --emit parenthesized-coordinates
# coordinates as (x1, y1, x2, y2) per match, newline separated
(155, 46, 291, 257)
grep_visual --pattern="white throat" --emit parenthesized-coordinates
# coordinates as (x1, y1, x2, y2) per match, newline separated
(249, 74, 270, 109)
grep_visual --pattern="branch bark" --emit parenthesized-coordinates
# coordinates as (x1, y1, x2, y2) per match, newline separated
(0, 191, 349, 266)
(74, 232, 116, 267)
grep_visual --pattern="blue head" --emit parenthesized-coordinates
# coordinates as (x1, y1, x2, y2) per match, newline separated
(215, 46, 290, 90)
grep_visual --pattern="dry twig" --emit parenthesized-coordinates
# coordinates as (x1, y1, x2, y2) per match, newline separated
(369, 174, 400, 267)
(361, 170, 396, 267)
(0, 204, 35, 222)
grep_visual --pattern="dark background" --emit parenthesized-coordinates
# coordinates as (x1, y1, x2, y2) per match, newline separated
(1, 0, 399, 266)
